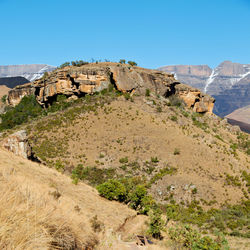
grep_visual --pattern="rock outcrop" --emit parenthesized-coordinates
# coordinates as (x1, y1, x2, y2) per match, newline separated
(1, 130, 32, 159)
(7, 62, 215, 114)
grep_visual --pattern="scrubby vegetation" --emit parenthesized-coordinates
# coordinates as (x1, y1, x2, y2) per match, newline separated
(169, 224, 229, 249)
(0, 95, 43, 131)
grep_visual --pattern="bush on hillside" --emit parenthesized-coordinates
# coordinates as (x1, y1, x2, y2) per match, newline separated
(97, 178, 155, 215)
(127, 61, 137, 66)
(148, 208, 164, 239)
(169, 225, 229, 250)
(97, 179, 126, 201)
(119, 59, 126, 64)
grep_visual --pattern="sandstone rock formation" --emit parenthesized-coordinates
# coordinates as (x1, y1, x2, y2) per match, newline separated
(7, 62, 215, 114)
(1, 130, 32, 159)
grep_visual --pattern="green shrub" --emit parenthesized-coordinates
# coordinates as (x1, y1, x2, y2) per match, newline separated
(170, 115, 177, 121)
(149, 166, 177, 185)
(71, 164, 116, 186)
(59, 62, 70, 68)
(169, 225, 229, 250)
(0, 95, 43, 131)
(145, 89, 150, 97)
(97, 179, 126, 201)
(148, 208, 164, 239)
(127, 61, 137, 66)
(128, 185, 151, 213)
(119, 59, 126, 64)
(119, 157, 128, 164)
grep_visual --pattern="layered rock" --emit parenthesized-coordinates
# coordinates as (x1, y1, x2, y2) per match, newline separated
(175, 84, 214, 114)
(7, 62, 215, 114)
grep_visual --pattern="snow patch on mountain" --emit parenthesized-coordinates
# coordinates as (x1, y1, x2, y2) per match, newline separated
(204, 70, 217, 93)
(21, 65, 56, 81)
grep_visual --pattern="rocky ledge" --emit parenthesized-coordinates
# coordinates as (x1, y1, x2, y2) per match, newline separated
(7, 62, 215, 114)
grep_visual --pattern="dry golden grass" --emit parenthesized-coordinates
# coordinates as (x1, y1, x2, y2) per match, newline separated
(27, 95, 249, 207)
(0, 148, 149, 249)
(0, 85, 10, 107)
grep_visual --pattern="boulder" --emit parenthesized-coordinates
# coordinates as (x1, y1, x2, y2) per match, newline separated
(1, 130, 32, 159)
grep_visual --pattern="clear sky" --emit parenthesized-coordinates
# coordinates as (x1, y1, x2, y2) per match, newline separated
(0, 0, 249, 69)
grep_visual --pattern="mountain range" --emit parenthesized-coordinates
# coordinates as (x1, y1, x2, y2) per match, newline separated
(158, 61, 250, 117)
(0, 64, 56, 82)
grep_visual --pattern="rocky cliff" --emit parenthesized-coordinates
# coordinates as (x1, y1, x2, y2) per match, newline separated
(7, 62, 215, 114)
(0, 64, 56, 82)
(158, 61, 250, 117)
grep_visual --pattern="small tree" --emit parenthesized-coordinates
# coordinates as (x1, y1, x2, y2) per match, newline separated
(128, 61, 137, 66)
(119, 59, 126, 64)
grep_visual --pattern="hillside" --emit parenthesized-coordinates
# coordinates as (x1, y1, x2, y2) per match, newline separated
(0, 147, 156, 249)
(158, 61, 250, 117)
(0, 62, 249, 249)
(0, 76, 29, 89)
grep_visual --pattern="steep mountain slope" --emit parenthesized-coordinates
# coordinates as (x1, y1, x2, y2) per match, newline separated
(158, 61, 250, 117)
(0, 62, 249, 249)
(0, 76, 29, 88)
(0, 64, 56, 81)
(226, 105, 250, 133)
(0, 147, 153, 249)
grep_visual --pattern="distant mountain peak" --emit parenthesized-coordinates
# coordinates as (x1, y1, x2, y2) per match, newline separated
(0, 64, 56, 82)
(158, 61, 250, 117)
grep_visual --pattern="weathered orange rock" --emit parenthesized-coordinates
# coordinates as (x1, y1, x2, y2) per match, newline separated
(7, 62, 215, 114)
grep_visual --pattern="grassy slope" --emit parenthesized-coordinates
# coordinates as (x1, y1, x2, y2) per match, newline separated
(0, 90, 249, 249)
(26, 93, 249, 207)
(0, 147, 157, 249)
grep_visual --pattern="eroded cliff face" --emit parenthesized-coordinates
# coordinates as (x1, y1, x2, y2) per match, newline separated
(7, 62, 215, 114)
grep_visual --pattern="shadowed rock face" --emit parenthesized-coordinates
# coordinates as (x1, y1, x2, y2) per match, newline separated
(0, 76, 30, 89)
(7, 63, 215, 114)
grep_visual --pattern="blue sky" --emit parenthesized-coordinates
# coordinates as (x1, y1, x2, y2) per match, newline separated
(0, 0, 249, 69)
